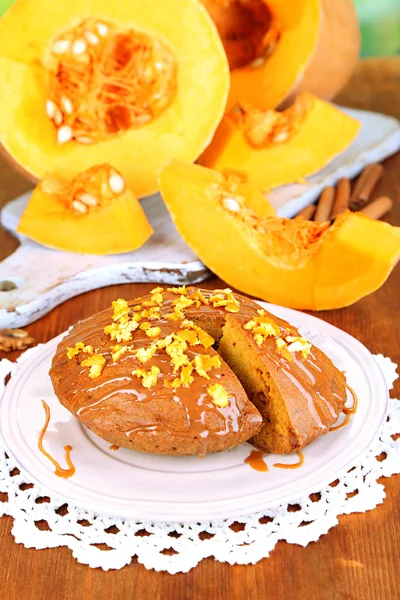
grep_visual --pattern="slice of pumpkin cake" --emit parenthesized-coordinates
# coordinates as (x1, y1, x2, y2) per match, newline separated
(219, 309, 347, 454)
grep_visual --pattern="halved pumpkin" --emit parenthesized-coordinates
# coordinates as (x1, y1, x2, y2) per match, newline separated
(0, 0, 229, 197)
(199, 93, 361, 191)
(159, 159, 400, 310)
(17, 164, 153, 254)
(202, 0, 360, 111)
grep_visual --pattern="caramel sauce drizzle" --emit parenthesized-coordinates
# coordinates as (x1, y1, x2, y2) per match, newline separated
(38, 400, 76, 479)
(267, 342, 345, 435)
(123, 388, 241, 459)
(330, 383, 358, 432)
(343, 383, 358, 415)
(273, 451, 304, 470)
(244, 450, 268, 472)
(330, 412, 351, 432)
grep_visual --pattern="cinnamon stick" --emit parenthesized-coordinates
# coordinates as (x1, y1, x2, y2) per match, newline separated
(350, 165, 374, 203)
(297, 204, 316, 220)
(360, 196, 393, 220)
(350, 164, 383, 210)
(330, 177, 350, 219)
(314, 186, 335, 222)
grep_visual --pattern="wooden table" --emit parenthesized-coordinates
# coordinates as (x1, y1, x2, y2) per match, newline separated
(1, 73, 400, 600)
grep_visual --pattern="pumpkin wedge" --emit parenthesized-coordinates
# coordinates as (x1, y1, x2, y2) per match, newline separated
(199, 93, 361, 191)
(202, 0, 360, 111)
(17, 164, 153, 255)
(158, 160, 400, 310)
(0, 0, 229, 197)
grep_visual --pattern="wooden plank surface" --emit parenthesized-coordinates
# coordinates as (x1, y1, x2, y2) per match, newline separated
(0, 59, 400, 600)
(336, 56, 400, 120)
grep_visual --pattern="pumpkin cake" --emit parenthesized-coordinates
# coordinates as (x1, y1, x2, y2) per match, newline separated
(50, 287, 347, 456)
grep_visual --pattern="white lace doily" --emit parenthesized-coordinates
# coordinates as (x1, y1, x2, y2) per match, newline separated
(0, 347, 398, 574)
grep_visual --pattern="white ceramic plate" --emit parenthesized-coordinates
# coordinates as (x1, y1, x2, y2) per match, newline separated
(0, 302, 388, 522)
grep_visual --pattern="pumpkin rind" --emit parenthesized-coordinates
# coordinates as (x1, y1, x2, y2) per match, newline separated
(287, 0, 360, 108)
(203, 0, 360, 111)
(0, 0, 229, 197)
(199, 93, 361, 191)
(158, 160, 400, 311)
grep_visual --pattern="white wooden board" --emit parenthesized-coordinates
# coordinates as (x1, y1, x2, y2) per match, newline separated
(0, 194, 209, 328)
(1, 106, 399, 328)
(272, 106, 400, 217)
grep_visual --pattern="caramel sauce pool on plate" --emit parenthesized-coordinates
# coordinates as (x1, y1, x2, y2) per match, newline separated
(244, 450, 305, 471)
(245, 450, 269, 472)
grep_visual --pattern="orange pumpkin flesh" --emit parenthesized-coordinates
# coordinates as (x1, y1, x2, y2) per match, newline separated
(17, 164, 153, 255)
(199, 93, 361, 191)
(158, 160, 400, 310)
(0, 0, 229, 197)
(202, 0, 360, 111)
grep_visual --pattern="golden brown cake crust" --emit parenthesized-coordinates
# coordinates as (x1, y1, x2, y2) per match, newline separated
(50, 286, 347, 456)
(49, 288, 263, 456)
